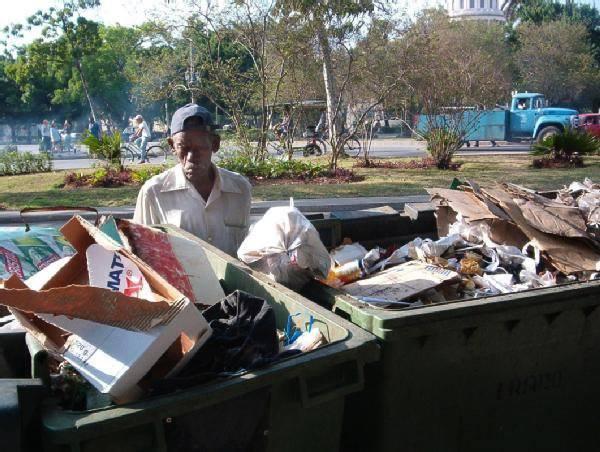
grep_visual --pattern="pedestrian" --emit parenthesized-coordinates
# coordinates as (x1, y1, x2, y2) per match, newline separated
(133, 104, 252, 256)
(49, 121, 62, 152)
(88, 116, 101, 140)
(132, 114, 151, 163)
(39, 120, 51, 152)
(62, 119, 73, 151)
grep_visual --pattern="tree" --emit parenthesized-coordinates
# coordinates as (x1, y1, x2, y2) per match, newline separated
(516, 20, 600, 107)
(9, 0, 103, 120)
(276, 0, 381, 169)
(399, 11, 513, 167)
(0, 56, 28, 142)
(512, 0, 600, 64)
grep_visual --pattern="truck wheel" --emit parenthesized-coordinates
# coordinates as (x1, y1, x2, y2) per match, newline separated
(536, 126, 561, 143)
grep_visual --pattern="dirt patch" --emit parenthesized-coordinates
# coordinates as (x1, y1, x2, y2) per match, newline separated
(63, 168, 135, 188)
(532, 156, 585, 169)
(251, 168, 364, 185)
(354, 157, 461, 171)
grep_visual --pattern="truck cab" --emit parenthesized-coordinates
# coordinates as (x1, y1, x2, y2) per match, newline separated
(509, 93, 578, 142)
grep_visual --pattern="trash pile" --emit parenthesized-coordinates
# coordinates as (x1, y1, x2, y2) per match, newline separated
(320, 179, 600, 308)
(0, 217, 326, 408)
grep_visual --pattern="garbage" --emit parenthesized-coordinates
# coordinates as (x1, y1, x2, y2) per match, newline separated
(0, 227, 75, 281)
(0, 216, 212, 404)
(281, 313, 328, 353)
(110, 218, 225, 306)
(342, 261, 460, 304)
(237, 205, 331, 290)
(150, 290, 295, 394)
(319, 179, 600, 309)
(330, 243, 368, 265)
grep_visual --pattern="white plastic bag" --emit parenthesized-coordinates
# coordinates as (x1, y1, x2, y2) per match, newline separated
(237, 206, 331, 289)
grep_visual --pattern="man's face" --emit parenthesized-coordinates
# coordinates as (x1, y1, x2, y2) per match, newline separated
(168, 129, 220, 181)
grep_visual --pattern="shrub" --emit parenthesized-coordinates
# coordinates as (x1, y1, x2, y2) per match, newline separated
(422, 128, 463, 169)
(218, 154, 331, 180)
(82, 131, 123, 164)
(63, 168, 133, 188)
(2, 144, 18, 152)
(0, 150, 52, 176)
(353, 157, 461, 170)
(131, 165, 168, 185)
(531, 128, 599, 165)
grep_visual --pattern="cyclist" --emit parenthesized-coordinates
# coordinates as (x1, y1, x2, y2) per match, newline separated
(273, 106, 292, 141)
(131, 114, 152, 163)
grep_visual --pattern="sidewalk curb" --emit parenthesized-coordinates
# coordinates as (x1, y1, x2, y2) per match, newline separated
(0, 195, 430, 225)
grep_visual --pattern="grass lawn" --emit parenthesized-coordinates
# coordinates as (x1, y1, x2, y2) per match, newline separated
(1, 155, 599, 210)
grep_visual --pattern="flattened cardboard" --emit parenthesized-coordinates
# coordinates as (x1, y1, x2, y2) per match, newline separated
(483, 187, 600, 274)
(0, 283, 181, 331)
(0, 216, 212, 403)
(342, 260, 460, 302)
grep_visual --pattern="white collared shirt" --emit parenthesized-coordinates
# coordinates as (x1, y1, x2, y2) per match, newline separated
(133, 164, 252, 256)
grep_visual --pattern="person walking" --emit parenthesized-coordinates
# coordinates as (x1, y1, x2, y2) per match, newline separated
(50, 121, 62, 152)
(62, 119, 73, 151)
(132, 114, 152, 163)
(88, 117, 101, 140)
(40, 120, 51, 152)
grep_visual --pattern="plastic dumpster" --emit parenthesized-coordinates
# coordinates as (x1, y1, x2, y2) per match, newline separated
(0, 330, 30, 378)
(26, 225, 379, 452)
(301, 208, 600, 452)
(0, 379, 46, 452)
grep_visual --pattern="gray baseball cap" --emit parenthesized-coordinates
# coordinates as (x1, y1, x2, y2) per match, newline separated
(170, 104, 215, 135)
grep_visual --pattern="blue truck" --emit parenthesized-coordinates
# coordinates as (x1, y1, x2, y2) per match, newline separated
(418, 92, 579, 143)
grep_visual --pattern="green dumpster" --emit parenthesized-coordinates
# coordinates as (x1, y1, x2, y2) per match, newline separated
(29, 226, 379, 452)
(302, 212, 600, 452)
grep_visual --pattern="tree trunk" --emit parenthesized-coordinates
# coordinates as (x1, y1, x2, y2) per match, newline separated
(315, 22, 340, 170)
(74, 58, 97, 122)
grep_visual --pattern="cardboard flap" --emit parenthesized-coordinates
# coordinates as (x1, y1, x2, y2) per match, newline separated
(427, 188, 499, 222)
(61, 215, 122, 254)
(4, 275, 68, 351)
(0, 283, 187, 332)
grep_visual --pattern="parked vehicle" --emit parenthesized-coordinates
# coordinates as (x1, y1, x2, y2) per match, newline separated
(418, 93, 578, 143)
(577, 113, 600, 138)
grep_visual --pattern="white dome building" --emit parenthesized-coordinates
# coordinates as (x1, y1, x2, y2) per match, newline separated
(447, 0, 506, 21)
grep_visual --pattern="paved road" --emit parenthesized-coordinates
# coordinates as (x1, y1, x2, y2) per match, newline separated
(11, 140, 532, 170)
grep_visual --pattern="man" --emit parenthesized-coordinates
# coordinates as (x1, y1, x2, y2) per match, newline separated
(133, 104, 252, 256)
(40, 120, 51, 152)
(49, 121, 62, 152)
(88, 117, 101, 140)
(132, 114, 152, 163)
(62, 119, 73, 151)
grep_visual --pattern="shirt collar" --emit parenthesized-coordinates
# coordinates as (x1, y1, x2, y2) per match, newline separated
(160, 163, 241, 194)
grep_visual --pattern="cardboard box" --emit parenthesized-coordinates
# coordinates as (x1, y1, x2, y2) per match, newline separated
(113, 219, 225, 305)
(0, 216, 212, 403)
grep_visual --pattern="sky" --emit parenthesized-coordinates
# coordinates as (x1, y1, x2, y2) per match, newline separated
(0, 0, 167, 29)
(0, 0, 444, 31)
(2, 0, 597, 37)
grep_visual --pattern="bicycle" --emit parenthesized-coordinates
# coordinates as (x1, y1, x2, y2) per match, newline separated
(302, 127, 326, 157)
(317, 129, 362, 157)
(120, 140, 170, 164)
(266, 129, 327, 158)
(340, 132, 362, 157)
